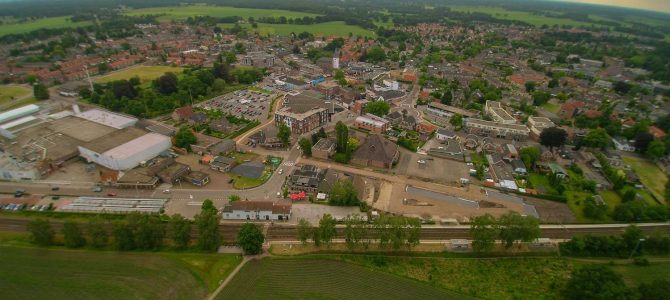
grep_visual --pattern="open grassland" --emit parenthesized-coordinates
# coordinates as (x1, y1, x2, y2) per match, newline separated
(0, 85, 31, 105)
(125, 5, 320, 21)
(218, 258, 466, 299)
(95, 66, 185, 83)
(0, 16, 92, 37)
(622, 156, 667, 204)
(448, 5, 593, 27)
(572, 258, 670, 287)
(219, 21, 375, 38)
(0, 246, 241, 299)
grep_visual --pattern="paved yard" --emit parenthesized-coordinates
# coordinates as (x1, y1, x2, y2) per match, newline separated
(290, 203, 363, 224)
(401, 152, 470, 185)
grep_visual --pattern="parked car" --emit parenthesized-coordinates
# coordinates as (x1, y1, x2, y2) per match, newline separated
(51, 187, 60, 191)
(92, 186, 102, 192)
(107, 192, 117, 197)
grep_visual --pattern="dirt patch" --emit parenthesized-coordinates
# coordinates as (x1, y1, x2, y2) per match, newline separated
(524, 197, 577, 223)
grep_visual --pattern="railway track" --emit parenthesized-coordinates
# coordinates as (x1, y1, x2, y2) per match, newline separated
(1, 217, 668, 241)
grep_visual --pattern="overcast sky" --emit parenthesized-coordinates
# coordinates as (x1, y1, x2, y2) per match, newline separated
(559, 0, 670, 13)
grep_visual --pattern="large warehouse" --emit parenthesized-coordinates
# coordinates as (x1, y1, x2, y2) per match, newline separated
(78, 129, 171, 171)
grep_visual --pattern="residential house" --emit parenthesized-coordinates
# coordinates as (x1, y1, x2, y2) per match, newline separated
(351, 135, 399, 169)
(511, 159, 527, 176)
(208, 139, 236, 156)
(559, 101, 585, 119)
(209, 156, 236, 172)
(436, 128, 457, 141)
(527, 116, 555, 141)
(312, 138, 336, 160)
(485, 101, 516, 124)
(172, 106, 194, 122)
(385, 111, 417, 131)
(354, 113, 390, 133)
(649, 126, 667, 140)
(188, 112, 208, 126)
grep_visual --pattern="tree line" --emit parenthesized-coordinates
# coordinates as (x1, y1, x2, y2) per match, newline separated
(296, 213, 421, 251)
(560, 225, 670, 257)
(469, 212, 541, 253)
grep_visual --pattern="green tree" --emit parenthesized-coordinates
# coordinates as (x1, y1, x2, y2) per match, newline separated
(548, 78, 559, 88)
(298, 137, 312, 157)
(364, 47, 386, 63)
(532, 90, 551, 106)
(297, 218, 311, 244)
(277, 123, 291, 146)
(195, 202, 221, 252)
(638, 279, 670, 300)
(646, 139, 666, 160)
(27, 219, 54, 246)
(128, 213, 164, 251)
(344, 215, 364, 250)
(470, 214, 498, 253)
(582, 128, 610, 149)
(335, 121, 349, 153)
(328, 179, 359, 206)
(112, 220, 135, 250)
(154, 72, 178, 95)
(450, 113, 463, 129)
(62, 220, 86, 248)
(319, 214, 337, 245)
(540, 127, 567, 152)
(237, 223, 265, 255)
(583, 197, 608, 219)
(364, 100, 391, 117)
(169, 214, 191, 250)
(33, 83, 49, 100)
(406, 217, 422, 249)
(175, 127, 197, 151)
(525, 81, 537, 93)
(228, 194, 241, 203)
(563, 265, 633, 300)
(497, 212, 540, 249)
(87, 218, 108, 248)
(441, 90, 453, 105)
(519, 146, 541, 170)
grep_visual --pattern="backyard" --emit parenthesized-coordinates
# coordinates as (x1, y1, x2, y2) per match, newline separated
(622, 156, 667, 204)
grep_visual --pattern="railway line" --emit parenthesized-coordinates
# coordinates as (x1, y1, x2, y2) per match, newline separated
(1, 217, 668, 242)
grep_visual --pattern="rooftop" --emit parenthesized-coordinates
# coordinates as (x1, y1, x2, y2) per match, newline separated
(75, 109, 137, 129)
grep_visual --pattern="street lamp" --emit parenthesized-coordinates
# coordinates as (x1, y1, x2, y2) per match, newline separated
(628, 238, 645, 259)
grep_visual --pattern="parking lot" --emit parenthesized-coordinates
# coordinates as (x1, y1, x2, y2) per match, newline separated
(197, 89, 274, 122)
(398, 151, 471, 185)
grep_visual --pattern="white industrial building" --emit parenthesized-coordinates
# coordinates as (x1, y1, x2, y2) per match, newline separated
(75, 108, 137, 129)
(222, 201, 292, 221)
(78, 131, 171, 171)
(0, 104, 40, 125)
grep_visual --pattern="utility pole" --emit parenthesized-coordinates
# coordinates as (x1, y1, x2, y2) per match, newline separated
(84, 65, 94, 92)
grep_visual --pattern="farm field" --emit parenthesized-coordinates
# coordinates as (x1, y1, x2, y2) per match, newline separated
(124, 5, 320, 21)
(218, 21, 375, 38)
(95, 66, 185, 83)
(622, 156, 667, 204)
(218, 258, 466, 299)
(0, 16, 92, 37)
(0, 245, 241, 299)
(0, 85, 31, 105)
(447, 5, 594, 27)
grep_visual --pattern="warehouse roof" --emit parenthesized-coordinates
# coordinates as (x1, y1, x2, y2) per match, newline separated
(103, 133, 171, 161)
(82, 127, 147, 153)
(75, 109, 137, 129)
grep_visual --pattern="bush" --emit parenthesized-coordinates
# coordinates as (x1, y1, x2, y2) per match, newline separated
(334, 152, 350, 164)
(633, 257, 650, 266)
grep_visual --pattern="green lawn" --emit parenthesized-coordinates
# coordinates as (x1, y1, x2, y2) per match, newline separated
(528, 173, 557, 194)
(448, 5, 594, 28)
(218, 21, 375, 38)
(124, 4, 320, 22)
(622, 156, 667, 204)
(0, 245, 241, 299)
(218, 257, 466, 299)
(0, 85, 31, 105)
(0, 16, 92, 37)
(542, 101, 560, 113)
(572, 258, 670, 287)
(95, 66, 185, 83)
(565, 191, 600, 222)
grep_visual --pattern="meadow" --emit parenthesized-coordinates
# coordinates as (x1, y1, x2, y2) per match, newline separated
(218, 257, 466, 299)
(124, 5, 320, 22)
(218, 21, 375, 38)
(0, 85, 31, 105)
(0, 16, 91, 37)
(95, 65, 185, 84)
(0, 245, 242, 299)
(448, 5, 595, 28)
(622, 156, 667, 204)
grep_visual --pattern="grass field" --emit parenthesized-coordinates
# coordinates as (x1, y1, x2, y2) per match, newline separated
(622, 156, 667, 204)
(218, 21, 375, 38)
(0, 16, 92, 37)
(124, 5, 320, 22)
(0, 245, 241, 299)
(572, 258, 670, 287)
(448, 6, 593, 28)
(541, 101, 560, 113)
(218, 258, 467, 299)
(95, 66, 185, 83)
(0, 85, 31, 105)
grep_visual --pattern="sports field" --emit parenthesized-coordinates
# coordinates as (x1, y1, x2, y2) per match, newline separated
(622, 156, 667, 204)
(448, 6, 593, 28)
(124, 5, 320, 22)
(0, 16, 92, 37)
(218, 258, 466, 299)
(95, 66, 185, 83)
(0, 245, 242, 299)
(219, 21, 375, 38)
(0, 85, 31, 105)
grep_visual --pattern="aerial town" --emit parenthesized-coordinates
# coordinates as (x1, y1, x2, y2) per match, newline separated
(0, 0, 669, 299)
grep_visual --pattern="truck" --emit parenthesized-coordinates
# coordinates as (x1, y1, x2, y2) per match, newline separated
(14, 189, 26, 198)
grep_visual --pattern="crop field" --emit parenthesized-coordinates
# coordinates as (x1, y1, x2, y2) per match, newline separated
(95, 66, 185, 83)
(448, 6, 593, 28)
(622, 156, 667, 204)
(0, 85, 31, 105)
(124, 5, 320, 22)
(0, 16, 92, 37)
(0, 246, 241, 299)
(218, 21, 375, 38)
(218, 258, 465, 299)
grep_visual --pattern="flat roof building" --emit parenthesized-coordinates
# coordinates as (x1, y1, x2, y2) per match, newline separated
(79, 131, 172, 171)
